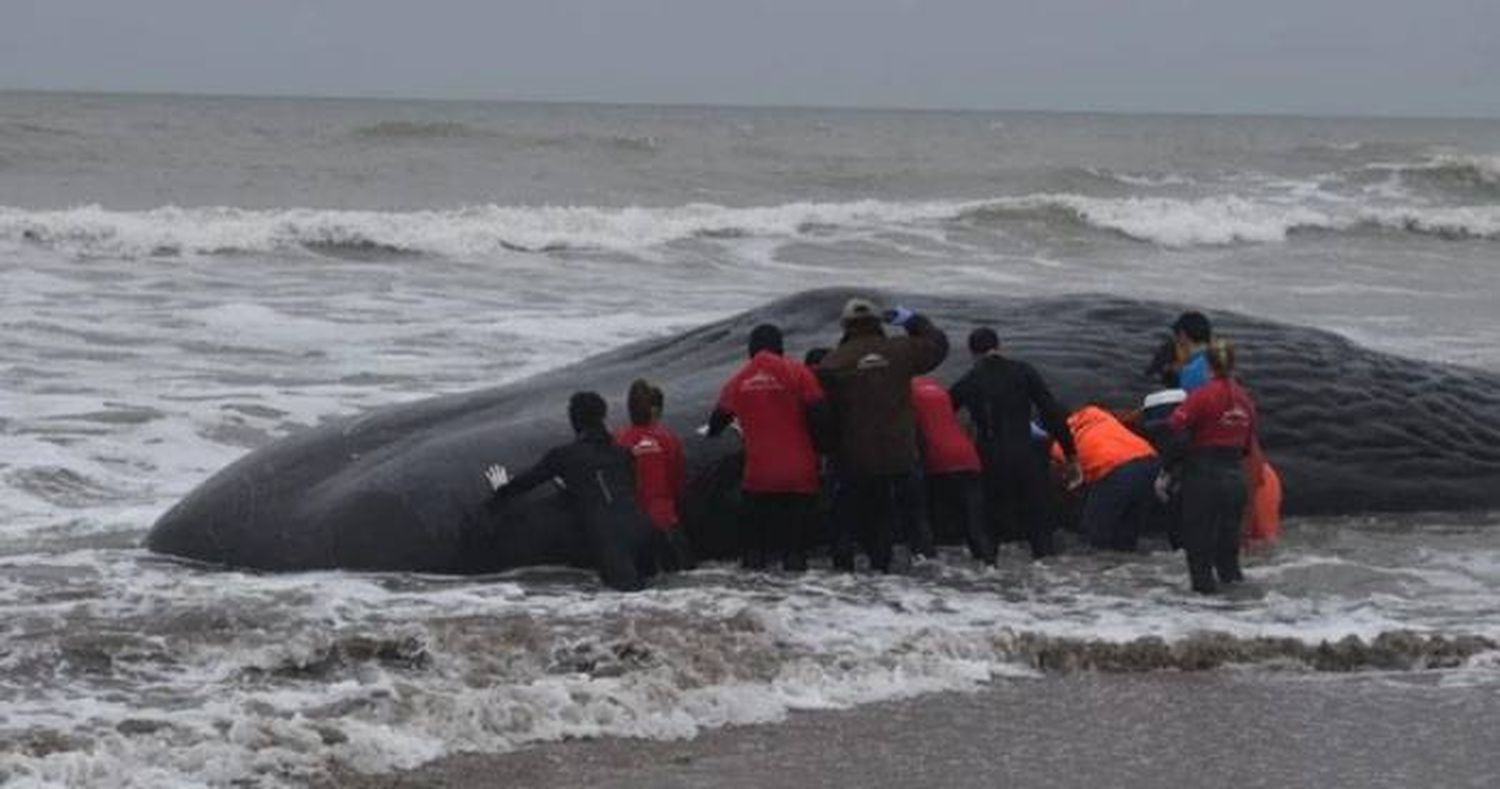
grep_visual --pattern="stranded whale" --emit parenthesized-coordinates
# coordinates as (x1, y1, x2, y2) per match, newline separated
(147, 289, 1500, 573)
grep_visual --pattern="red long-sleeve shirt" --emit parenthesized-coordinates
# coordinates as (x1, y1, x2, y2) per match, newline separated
(911, 376, 981, 475)
(1168, 376, 1257, 451)
(615, 422, 687, 531)
(716, 352, 825, 493)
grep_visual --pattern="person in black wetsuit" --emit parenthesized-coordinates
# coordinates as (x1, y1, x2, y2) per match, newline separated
(489, 391, 655, 591)
(949, 328, 1082, 559)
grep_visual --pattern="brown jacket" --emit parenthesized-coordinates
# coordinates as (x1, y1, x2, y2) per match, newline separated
(817, 314, 949, 476)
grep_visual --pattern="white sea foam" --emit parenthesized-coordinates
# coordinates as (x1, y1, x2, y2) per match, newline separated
(3, 532, 1499, 787)
(0, 201, 965, 260)
(3, 192, 1497, 262)
(1364, 152, 1500, 186)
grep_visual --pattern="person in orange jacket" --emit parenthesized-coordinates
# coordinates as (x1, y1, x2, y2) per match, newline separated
(1049, 405, 1161, 551)
(911, 376, 996, 565)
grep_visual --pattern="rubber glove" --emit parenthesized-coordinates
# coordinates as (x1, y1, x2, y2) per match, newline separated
(883, 305, 915, 326)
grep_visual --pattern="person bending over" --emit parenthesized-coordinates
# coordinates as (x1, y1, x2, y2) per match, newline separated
(1168, 339, 1258, 594)
(817, 298, 948, 572)
(489, 391, 654, 591)
(616, 379, 693, 573)
(950, 327, 1080, 559)
(706, 324, 827, 571)
(1049, 405, 1160, 551)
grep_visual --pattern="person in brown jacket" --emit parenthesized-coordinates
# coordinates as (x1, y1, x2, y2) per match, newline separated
(817, 298, 948, 572)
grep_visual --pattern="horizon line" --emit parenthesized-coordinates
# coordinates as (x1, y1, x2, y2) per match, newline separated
(3, 86, 1497, 124)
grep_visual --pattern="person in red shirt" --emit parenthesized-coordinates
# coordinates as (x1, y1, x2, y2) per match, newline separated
(1168, 339, 1259, 594)
(1047, 406, 1160, 551)
(911, 376, 995, 565)
(706, 324, 828, 571)
(615, 380, 693, 573)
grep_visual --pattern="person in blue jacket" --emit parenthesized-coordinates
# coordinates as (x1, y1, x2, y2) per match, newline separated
(1172, 311, 1214, 392)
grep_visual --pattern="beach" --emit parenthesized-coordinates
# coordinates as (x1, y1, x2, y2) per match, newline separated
(333, 673, 1500, 789)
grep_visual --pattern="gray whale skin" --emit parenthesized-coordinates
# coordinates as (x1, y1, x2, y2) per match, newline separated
(147, 289, 1500, 573)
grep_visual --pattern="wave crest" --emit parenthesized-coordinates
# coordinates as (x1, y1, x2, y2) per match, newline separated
(3, 194, 1497, 260)
(1360, 153, 1500, 199)
(960, 194, 1500, 246)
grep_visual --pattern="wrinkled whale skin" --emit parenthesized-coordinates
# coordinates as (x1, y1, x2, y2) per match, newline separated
(147, 289, 1500, 573)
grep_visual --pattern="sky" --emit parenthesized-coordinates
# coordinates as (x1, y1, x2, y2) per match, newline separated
(3, 0, 1497, 117)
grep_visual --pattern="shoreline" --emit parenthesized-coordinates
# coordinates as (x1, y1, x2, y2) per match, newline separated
(324, 672, 1500, 788)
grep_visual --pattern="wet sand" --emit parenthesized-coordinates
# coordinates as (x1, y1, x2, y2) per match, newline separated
(327, 673, 1500, 788)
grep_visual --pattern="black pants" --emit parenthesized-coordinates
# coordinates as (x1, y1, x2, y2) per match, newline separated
(741, 491, 816, 571)
(586, 509, 655, 592)
(928, 471, 996, 564)
(832, 473, 933, 573)
(981, 446, 1058, 559)
(1078, 457, 1161, 551)
(650, 528, 696, 574)
(1179, 450, 1247, 593)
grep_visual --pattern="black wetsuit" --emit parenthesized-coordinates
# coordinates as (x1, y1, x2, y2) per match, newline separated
(949, 355, 1076, 558)
(490, 428, 655, 591)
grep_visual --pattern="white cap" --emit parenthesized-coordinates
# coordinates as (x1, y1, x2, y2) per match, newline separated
(840, 297, 880, 325)
(1142, 389, 1187, 410)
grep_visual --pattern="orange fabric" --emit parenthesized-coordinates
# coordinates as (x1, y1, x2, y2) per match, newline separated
(1244, 461, 1282, 545)
(1050, 406, 1157, 483)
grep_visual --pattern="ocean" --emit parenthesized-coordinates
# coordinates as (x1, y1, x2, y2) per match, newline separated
(2, 92, 1499, 787)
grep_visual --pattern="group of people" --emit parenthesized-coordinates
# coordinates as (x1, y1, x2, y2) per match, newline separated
(489, 297, 1275, 596)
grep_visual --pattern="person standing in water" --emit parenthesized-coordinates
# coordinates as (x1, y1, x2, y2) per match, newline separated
(615, 379, 693, 573)
(1168, 339, 1258, 594)
(950, 327, 1081, 559)
(706, 324, 828, 571)
(911, 375, 996, 565)
(489, 392, 654, 592)
(816, 298, 947, 572)
(1171, 311, 1214, 392)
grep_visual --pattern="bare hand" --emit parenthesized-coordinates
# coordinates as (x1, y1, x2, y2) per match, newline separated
(484, 464, 509, 491)
(1064, 460, 1085, 492)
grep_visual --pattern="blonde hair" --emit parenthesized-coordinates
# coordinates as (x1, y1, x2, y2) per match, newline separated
(1208, 339, 1236, 378)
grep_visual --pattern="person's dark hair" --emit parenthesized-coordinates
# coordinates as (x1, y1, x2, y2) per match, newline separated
(803, 347, 830, 366)
(968, 327, 999, 355)
(1171, 311, 1212, 344)
(626, 379, 663, 426)
(1208, 338, 1236, 378)
(748, 323, 784, 357)
(1143, 335, 1182, 388)
(568, 391, 608, 433)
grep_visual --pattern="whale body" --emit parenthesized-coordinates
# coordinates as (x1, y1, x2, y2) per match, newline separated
(147, 289, 1500, 573)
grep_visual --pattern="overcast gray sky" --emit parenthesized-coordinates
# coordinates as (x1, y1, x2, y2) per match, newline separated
(3, 0, 1497, 117)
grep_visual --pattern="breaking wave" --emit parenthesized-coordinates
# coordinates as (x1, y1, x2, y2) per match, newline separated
(2, 193, 1497, 261)
(960, 194, 1500, 246)
(1362, 153, 1500, 197)
(0, 201, 964, 259)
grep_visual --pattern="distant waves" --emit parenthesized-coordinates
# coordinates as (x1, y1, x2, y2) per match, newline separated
(2, 191, 1497, 261)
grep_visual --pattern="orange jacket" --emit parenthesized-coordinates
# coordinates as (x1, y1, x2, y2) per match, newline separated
(1050, 406, 1157, 483)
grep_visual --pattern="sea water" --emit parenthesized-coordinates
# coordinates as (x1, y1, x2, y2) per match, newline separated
(2, 93, 1499, 786)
